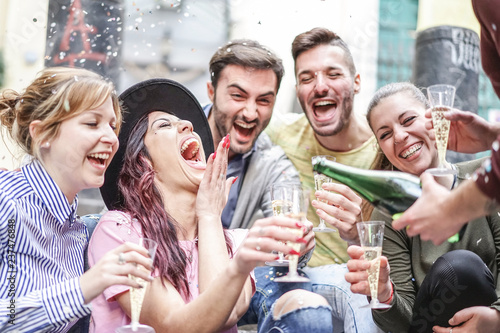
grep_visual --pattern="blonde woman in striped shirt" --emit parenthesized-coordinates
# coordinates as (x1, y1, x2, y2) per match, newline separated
(0, 67, 153, 332)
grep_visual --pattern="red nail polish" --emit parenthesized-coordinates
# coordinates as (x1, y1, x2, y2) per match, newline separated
(232, 176, 238, 184)
(296, 237, 307, 244)
(295, 222, 304, 228)
(212, 152, 217, 160)
(289, 249, 300, 256)
(274, 256, 280, 260)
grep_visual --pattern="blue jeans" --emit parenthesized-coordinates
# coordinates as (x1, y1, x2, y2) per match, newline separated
(239, 266, 332, 331)
(304, 264, 384, 333)
(240, 265, 383, 333)
(260, 302, 333, 333)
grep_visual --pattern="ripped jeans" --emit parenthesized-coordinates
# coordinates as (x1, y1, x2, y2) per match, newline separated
(239, 265, 383, 333)
(239, 266, 332, 332)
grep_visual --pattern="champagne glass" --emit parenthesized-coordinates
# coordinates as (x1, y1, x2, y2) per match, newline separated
(274, 185, 310, 283)
(116, 238, 158, 333)
(357, 221, 391, 309)
(311, 155, 336, 233)
(426, 84, 458, 177)
(265, 183, 294, 267)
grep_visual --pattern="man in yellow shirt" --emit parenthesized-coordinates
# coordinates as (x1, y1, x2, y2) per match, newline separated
(266, 27, 383, 333)
(267, 27, 377, 267)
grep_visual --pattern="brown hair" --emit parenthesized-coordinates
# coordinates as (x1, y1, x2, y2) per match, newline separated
(366, 82, 429, 130)
(291, 27, 356, 76)
(209, 39, 284, 91)
(0, 67, 121, 160)
(362, 82, 429, 219)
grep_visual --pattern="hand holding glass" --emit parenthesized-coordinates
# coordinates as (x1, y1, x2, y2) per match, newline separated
(265, 183, 294, 267)
(274, 185, 310, 283)
(116, 238, 158, 333)
(426, 84, 457, 176)
(357, 221, 391, 309)
(312, 155, 336, 233)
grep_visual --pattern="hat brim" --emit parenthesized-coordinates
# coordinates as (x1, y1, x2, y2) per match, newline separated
(100, 78, 214, 210)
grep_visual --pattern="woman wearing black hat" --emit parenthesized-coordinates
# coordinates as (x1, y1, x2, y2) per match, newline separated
(88, 79, 333, 332)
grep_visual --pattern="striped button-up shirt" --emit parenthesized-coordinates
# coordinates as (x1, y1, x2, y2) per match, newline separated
(0, 160, 90, 332)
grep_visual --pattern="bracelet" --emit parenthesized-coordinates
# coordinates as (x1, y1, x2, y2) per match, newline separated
(380, 283, 394, 304)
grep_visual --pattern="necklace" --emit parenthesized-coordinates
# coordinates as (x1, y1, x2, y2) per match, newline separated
(185, 237, 198, 263)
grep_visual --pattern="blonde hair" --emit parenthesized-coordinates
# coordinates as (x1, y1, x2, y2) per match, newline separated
(0, 67, 121, 160)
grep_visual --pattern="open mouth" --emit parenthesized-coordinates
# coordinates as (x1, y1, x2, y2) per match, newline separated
(313, 100, 337, 120)
(87, 152, 110, 167)
(234, 120, 256, 140)
(180, 137, 202, 163)
(400, 143, 423, 159)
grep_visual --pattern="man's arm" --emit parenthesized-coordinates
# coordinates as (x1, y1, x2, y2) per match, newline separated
(392, 173, 497, 245)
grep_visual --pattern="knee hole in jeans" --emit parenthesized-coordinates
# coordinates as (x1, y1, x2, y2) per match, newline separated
(273, 289, 328, 319)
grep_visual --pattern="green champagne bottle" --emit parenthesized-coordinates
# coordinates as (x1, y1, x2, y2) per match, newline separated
(312, 156, 421, 218)
(312, 157, 461, 243)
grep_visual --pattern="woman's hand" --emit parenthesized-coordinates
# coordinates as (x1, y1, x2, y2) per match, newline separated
(312, 182, 362, 244)
(432, 306, 500, 333)
(425, 108, 500, 154)
(196, 134, 234, 222)
(233, 216, 308, 276)
(80, 242, 153, 303)
(345, 245, 392, 302)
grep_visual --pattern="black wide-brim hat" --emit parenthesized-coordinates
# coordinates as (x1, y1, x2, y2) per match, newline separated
(100, 78, 214, 210)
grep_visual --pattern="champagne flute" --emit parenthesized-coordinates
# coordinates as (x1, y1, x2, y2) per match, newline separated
(426, 84, 458, 177)
(357, 221, 390, 309)
(116, 238, 158, 333)
(311, 155, 336, 232)
(265, 183, 294, 267)
(274, 185, 310, 283)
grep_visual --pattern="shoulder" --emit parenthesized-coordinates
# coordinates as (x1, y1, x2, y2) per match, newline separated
(455, 157, 489, 180)
(255, 132, 287, 157)
(266, 113, 307, 140)
(0, 170, 29, 199)
(100, 210, 132, 224)
(0, 171, 30, 223)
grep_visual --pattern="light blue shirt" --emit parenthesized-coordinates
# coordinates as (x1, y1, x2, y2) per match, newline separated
(0, 160, 90, 332)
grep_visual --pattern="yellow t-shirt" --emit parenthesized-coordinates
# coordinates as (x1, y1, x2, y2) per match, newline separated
(266, 113, 378, 267)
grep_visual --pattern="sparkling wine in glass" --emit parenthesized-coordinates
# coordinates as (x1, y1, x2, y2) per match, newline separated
(426, 84, 457, 177)
(274, 185, 310, 283)
(312, 155, 336, 233)
(357, 221, 390, 309)
(265, 183, 294, 267)
(116, 238, 158, 333)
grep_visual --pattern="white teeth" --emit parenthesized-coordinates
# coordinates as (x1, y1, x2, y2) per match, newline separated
(234, 121, 255, 129)
(314, 100, 334, 107)
(401, 143, 422, 159)
(88, 153, 110, 160)
(180, 138, 200, 155)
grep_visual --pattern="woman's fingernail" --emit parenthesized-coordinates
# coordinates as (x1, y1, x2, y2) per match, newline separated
(232, 176, 238, 184)
(289, 249, 300, 256)
(296, 237, 307, 244)
(295, 222, 304, 228)
(212, 152, 217, 160)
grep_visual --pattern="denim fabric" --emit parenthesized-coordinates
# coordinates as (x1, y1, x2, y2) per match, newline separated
(239, 266, 313, 330)
(260, 303, 333, 333)
(304, 264, 384, 333)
